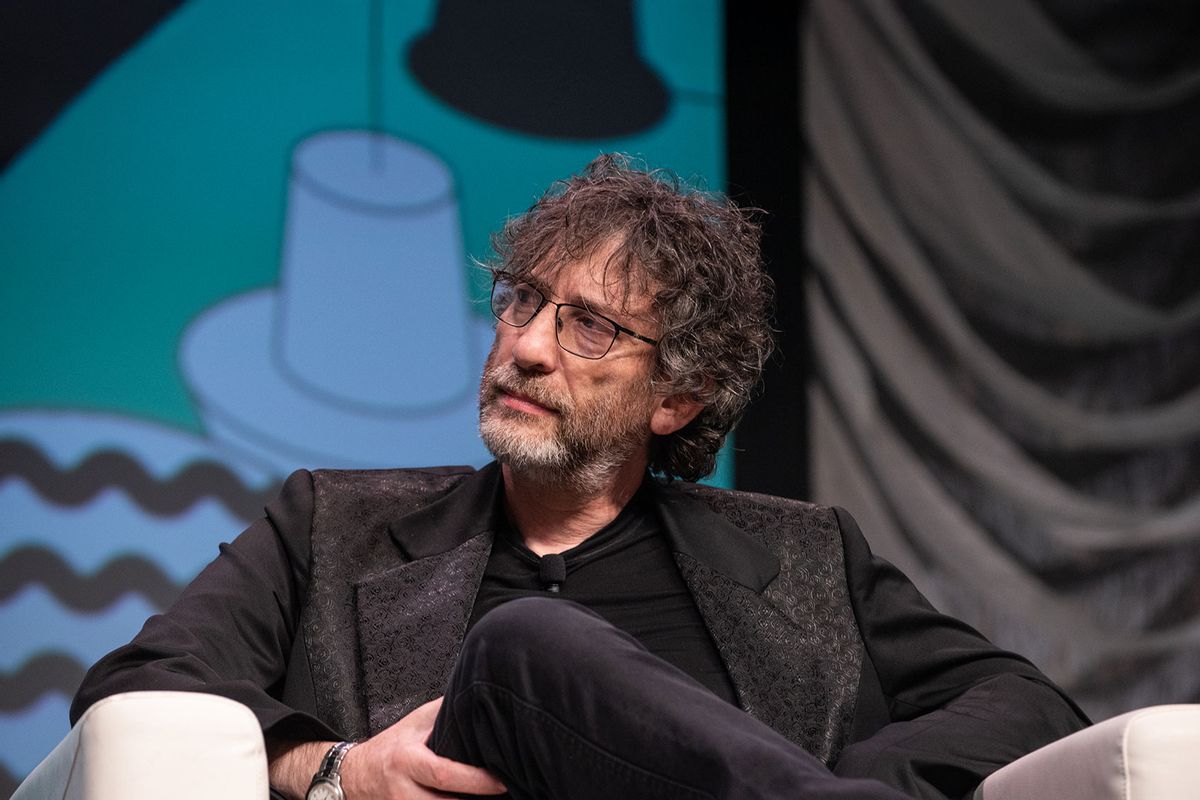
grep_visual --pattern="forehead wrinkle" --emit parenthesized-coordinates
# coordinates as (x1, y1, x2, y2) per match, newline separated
(569, 278, 660, 333)
(522, 276, 627, 330)
(528, 249, 654, 327)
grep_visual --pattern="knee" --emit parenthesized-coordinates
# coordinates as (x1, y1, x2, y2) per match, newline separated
(457, 598, 606, 680)
(467, 597, 598, 652)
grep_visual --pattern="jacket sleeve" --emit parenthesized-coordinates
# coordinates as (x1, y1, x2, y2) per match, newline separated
(830, 506, 1089, 800)
(69, 468, 341, 743)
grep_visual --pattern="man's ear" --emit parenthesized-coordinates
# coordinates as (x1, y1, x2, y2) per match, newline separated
(650, 393, 705, 436)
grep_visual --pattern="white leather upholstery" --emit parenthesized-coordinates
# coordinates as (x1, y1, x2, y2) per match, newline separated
(12, 691, 267, 800)
(977, 704, 1200, 800)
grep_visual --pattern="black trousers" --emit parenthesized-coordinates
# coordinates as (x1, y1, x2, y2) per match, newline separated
(429, 597, 908, 800)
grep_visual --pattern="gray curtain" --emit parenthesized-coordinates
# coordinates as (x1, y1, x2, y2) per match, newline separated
(803, 0, 1200, 720)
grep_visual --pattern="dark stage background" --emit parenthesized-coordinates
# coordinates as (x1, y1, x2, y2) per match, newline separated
(731, 0, 1200, 722)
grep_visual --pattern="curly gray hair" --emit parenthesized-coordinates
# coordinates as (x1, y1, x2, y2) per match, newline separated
(488, 153, 775, 481)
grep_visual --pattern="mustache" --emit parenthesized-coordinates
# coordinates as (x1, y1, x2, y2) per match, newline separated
(482, 363, 571, 413)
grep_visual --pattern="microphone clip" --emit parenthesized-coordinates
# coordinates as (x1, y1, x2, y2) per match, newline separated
(538, 553, 567, 593)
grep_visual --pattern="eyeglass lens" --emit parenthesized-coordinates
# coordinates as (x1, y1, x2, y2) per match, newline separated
(491, 278, 619, 359)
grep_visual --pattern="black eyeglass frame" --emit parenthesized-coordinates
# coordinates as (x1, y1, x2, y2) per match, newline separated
(489, 273, 659, 360)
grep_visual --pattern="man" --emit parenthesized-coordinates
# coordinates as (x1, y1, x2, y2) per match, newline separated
(72, 154, 1087, 800)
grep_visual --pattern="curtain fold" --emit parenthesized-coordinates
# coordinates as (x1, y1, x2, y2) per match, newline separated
(803, 0, 1200, 719)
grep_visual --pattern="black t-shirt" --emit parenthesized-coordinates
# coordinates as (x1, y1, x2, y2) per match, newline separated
(469, 485, 739, 706)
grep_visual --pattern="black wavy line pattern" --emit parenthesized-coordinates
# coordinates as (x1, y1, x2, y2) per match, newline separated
(0, 654, 87, 796)
(0, 546, 182, 611)
(0, 438, 280, 521)
(0, 653, 86, 712)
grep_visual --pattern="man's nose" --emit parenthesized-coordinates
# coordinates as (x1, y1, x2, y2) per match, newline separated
(510, 306, 560, 373)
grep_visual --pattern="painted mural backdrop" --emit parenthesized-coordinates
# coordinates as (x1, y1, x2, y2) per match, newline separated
(0, 1, 725, 791)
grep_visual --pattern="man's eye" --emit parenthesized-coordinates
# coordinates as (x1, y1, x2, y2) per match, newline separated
(567, 310, 614, 342)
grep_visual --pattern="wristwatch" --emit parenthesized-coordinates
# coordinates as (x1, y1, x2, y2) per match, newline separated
(305, 741, 357, 800)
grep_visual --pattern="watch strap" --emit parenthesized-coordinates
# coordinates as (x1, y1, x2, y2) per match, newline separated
(307, 741, 357, 798)
(317, 741, 356, 778)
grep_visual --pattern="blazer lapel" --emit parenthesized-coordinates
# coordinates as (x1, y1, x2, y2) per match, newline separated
(655, 483, 782, 716)
(656, 482, 863, 764)
(354, 463, 505, 735)
(354, 532, 493, 734)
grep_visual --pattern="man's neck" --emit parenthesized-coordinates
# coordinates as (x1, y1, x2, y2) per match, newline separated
(501, 458, 648, 555)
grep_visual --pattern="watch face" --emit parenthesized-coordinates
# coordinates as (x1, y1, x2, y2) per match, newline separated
(306, 780, 341, 800)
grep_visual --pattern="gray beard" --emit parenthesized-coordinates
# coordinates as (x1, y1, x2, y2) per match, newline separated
(479, 408, 629, 494)
(478, 363, 651, 495)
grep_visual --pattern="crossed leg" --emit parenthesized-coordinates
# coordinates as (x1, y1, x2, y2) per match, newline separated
(429, 597, 908, 800)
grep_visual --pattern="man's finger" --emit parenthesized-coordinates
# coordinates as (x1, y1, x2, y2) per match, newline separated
(412, 748, 507, 795)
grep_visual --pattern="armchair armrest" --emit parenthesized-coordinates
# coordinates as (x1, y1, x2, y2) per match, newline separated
(977, 704, 1200, 800)
(12, 691, 268, 800)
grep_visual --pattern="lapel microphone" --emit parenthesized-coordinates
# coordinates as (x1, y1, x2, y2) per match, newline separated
(539, 553, 567, 593)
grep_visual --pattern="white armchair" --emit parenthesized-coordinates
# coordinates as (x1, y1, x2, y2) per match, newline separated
(12, 691, 267, 800)
(975, 704, 1200, 799)
(13, 693, 1199, 799)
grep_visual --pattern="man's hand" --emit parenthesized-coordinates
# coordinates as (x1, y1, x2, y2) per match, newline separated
(342, 697, 507, 798)
(268, 697, 507, 799)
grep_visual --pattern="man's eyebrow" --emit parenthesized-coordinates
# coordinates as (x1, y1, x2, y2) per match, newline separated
(522, 274, 624, 320)
(564, 291, 624, 320)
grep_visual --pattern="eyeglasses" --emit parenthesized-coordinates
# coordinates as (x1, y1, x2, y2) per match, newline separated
(490, 273, 659, 360)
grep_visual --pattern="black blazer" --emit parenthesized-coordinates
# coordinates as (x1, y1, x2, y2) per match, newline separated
(73, 463, 1087, 799)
